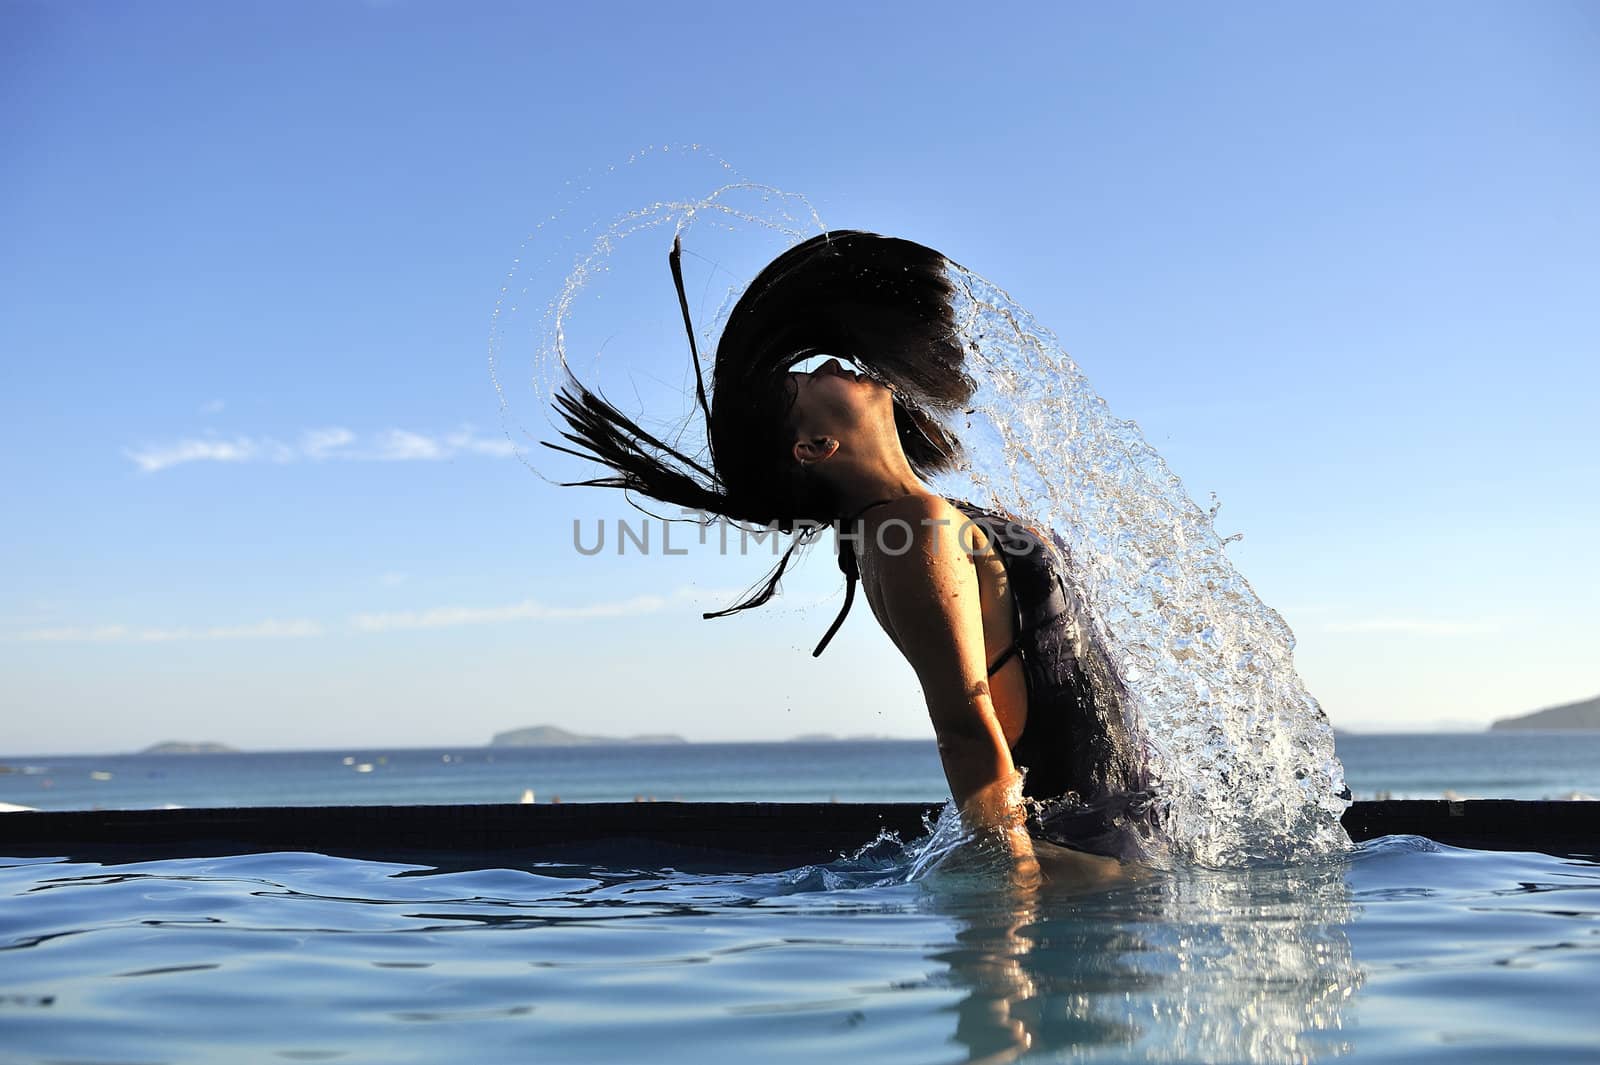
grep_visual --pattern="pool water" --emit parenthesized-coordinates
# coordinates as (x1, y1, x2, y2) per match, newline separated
(2, 837, 1596, 1063)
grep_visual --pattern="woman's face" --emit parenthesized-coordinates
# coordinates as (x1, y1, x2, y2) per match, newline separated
(783, 357, 893, 438)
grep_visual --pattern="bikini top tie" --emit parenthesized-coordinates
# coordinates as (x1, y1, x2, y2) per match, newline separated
(809, 497, 894, 660)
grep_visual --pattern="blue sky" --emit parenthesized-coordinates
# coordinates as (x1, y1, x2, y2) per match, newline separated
(2, 1, 1596, 754)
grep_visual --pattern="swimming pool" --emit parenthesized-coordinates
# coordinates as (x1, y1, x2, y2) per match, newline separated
(2, 831, 1596, 1063)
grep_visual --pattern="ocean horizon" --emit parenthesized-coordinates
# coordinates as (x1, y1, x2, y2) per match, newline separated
(2, 724, 1580, 759)
(5, 731, 1598, 812)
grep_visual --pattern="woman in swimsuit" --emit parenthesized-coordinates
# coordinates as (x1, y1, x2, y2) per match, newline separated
(547, 230, 1152, 877)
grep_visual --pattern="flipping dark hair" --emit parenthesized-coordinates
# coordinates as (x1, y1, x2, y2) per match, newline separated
(544, 229, 977, 638)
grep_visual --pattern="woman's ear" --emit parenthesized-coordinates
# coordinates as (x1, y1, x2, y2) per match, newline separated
(792, 436, 839, 466)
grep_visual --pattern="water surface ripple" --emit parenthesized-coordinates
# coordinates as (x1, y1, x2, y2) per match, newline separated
(2, 839, 1596, 1063)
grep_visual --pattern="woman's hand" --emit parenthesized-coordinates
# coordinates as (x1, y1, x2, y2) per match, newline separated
(956, 762, 1041, 888)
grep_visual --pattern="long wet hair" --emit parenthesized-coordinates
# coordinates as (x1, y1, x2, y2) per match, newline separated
(544, 229, 977, 631)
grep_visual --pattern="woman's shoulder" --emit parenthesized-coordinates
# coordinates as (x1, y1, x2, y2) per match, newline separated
(859, 494, 990, 557)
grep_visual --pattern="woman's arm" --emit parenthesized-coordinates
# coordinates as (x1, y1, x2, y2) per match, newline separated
(865, 497, 1037, 872)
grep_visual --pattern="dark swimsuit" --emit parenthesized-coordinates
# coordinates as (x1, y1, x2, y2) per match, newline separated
(954, 501, 1158, 858)
(819, 497, 1158, 860)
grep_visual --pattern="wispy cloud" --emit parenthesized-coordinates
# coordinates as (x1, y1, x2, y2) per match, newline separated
(12, 589, 700, 645)
(1322, 618, 1501, 636)
(302, 427, 356, 458)
(21, 619, 324, 643)
(125, 426, 514, 473)
(351, 595, 667, 633)
(200, 398, 226, 415)
(125, 437, 280, 472)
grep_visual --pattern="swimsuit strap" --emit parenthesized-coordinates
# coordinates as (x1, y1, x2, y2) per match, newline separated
(958, 501, 1032, 679)
(986, 640, 1022, 677)
(842, 497, 901, 526)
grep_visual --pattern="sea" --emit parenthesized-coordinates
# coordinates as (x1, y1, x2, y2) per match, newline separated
(3, 731, 1598, 812)
(4, 734, 1599, 1062)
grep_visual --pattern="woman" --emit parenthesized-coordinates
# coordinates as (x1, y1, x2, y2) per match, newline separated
(547, 230, 1153, 874)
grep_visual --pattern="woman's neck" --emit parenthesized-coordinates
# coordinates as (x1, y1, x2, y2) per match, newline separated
(827, 451, 932, 518)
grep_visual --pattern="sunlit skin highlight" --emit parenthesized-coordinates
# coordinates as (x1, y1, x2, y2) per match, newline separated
(783, 358, 1040, 878)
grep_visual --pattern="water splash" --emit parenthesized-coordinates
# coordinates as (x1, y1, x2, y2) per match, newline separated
(932, 269, 1349, 865)
(500, 151, 1349, 867)
(488, 145, 825, 474)
(771, 800, 1028, 890)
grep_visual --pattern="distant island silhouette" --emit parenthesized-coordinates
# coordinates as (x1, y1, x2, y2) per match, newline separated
(1490, 693, 1600, 731)
(490, 725, 687, 747)
(141, 741, 238, 754)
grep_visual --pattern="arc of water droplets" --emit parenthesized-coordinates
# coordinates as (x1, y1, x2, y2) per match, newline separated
(489, 146, 826, 483)
(930, 267, 1350, 865)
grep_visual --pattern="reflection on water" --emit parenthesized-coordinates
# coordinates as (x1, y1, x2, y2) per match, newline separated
(1, 839, 1596, 1063)
(918, 845, 1358, 1063)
